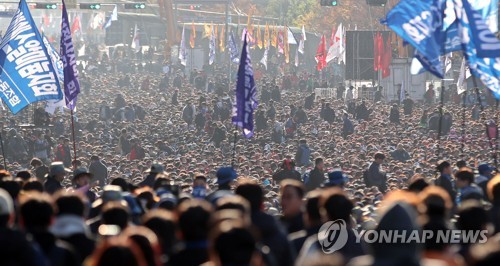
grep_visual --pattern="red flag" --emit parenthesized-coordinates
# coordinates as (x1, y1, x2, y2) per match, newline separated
(381, 36, 392, 78)
(71, 15, 81, 35)
(43, 14, 50, 27)
(315, 35, 327, 71)
(373, 32, 383, 71)
(329, 25, 336, 47)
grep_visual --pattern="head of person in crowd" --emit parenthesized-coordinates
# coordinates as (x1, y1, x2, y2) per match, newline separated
(209, 219, 261, 266)
(101, 201, 131, 232)
(235, 180, 263, 213)
(455, 167, 483, 201)
(436, 161, 452, 176)
(374, 152, 385, 164)
(279, 179, 304, 219)
(478, 163, 494, 179)
(142, 209, 177, 259)
(19, 193, 54, 232)
(177, 199, 212, 242)
(325, 170, 349, 188)
(216, 167, 237, 190)
(192, 174, 208, 199)
(314, 157, 324, 171)
(73, 167, 93, 188)
(0, 188, 14, 228)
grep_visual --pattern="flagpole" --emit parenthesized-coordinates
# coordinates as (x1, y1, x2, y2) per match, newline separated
(0, 130, 7, 170)
(231, 128, 237, 167)
(70, 109, 77, 163)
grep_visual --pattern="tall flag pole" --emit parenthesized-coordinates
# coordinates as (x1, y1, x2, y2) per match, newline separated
(0, 0, 63, 114)
(179, 24, 187, 66)
(232, 32, 258, 139)
(61, 0, 81, 162)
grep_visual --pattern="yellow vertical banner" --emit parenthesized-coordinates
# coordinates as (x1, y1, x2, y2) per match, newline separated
(256, 25, 262, 49)
(190, 21, 196, 48)
(203, 23, 211, 38)
(271, 24, 277, 47)
(264, 22, 270, 48)
(219, 25, 225, 52)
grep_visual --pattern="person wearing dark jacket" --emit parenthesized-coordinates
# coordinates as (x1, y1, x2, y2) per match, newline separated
(51, 193, 95, 264)
(236, 182, 295, 266)
(279, 180, 305, 234)
(139, 163, 165, 188)
(342, 113, 355, 139)
(272, 159, 301, 183)
(391, 144, 411, 162)
(295, 140, 311, 167)
(20, 194, 79, 266)
(89, 155, 108, 188)
(389, 104, 400, 124)
(364, 152, 387, 193)
(322, 103, 336, 125)
(296, 188, 364, 264)
(304, 93, 315, 110)
(0, 188, 40, 266)
(355, 101, 370, 120)
(305, 158, 325, 192)
(30, 158, 49, 181)
(44, 162, 68, 195)
(289, 190, 323, 254)
(434, 161, 456, 202)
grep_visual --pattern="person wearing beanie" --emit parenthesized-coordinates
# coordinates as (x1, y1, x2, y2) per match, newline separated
(476, 163, 494, 196)
(206, 167, 237, 204)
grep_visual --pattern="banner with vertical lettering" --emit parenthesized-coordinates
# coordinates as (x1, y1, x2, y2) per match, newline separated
(0, 0, 63, 114)
(232, 32, 258, 139)
(60, 0, 80, 110)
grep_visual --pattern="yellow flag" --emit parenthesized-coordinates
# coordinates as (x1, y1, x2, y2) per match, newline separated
(203, 23, 211, 38)
(271, 24, 277, 47)
(219, 25, 225, 52)
(190, 21, 196, 48)
(256, 25, 262, 49)
(264, 22, 270, 48)
(284, 26, 289, 63)
(214, 24, 218, 40)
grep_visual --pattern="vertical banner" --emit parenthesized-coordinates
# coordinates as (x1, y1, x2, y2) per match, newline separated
(60, 0, 80, 109)
(232, 32, 258, 139)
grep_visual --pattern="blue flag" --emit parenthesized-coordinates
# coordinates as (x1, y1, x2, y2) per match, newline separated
(232, 33, 258, 139)
(60, 0, 80, 110)
(228, 31, 240, 63)
(0, 0, 63, 114)
(42, 35, 64, 83)
(455, 0, 500, 99)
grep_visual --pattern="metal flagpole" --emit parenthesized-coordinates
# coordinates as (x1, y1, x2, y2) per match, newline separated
(460, 89, 467, 156)
(70, 109, 78, 163)
(0, 130, 7, 170)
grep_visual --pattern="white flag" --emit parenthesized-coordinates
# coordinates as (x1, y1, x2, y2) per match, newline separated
(131, 24, 140, 53)
(457, 58, 467, 95)
(260, 43, 269, 70)
(302, 25, 306, 41)
(111, 5, 118, 21)
(179, 24, 187, 66)
(294, 48, 299, 67)
(287, 27, 297, 44)
(326, 23, 344, 63)
(209, 24, 216, 65)
(445, 53, 452, 74)
(298, 25, 305, 54)
(400, 83, 405, 103)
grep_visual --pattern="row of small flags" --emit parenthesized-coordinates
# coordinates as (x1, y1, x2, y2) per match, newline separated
(0, 0, 80, 114)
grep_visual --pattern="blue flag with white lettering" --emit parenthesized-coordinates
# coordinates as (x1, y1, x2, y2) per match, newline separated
(232, 33, 258, 139)
(42, 35, 64, 83)
(383, 0, 448, 78)
(60, 0, 80, 110)
(228, 31, 240, 64)
(455, 0, 500, 99)
(0, 0, 63, 114)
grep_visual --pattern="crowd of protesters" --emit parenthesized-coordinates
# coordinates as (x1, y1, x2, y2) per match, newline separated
(0, 56, 499, 266)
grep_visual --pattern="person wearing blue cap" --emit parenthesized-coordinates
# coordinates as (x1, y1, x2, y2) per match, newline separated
(206, 167, 237, 204)
(324, 170, 349, 188)
(477, 163, 495, 196)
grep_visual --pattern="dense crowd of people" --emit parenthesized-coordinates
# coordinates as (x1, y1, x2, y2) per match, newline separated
(0, 58, 499, 266)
